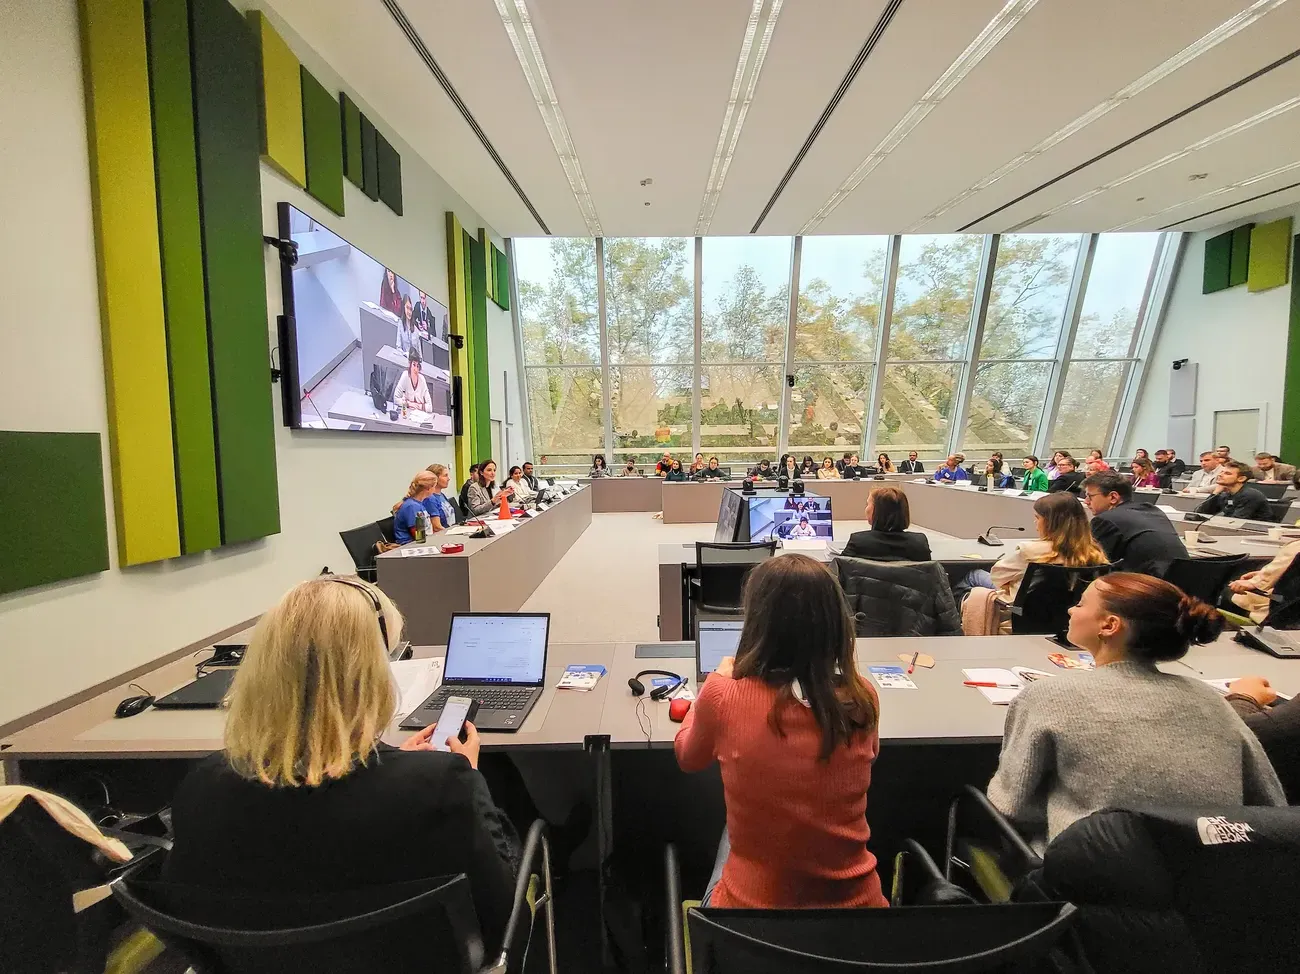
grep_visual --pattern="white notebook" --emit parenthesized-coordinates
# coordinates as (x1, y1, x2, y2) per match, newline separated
(962, 666, 1053, 705)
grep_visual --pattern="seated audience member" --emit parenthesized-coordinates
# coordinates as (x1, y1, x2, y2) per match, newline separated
(163, 578, 522, 955)
(800, 456, 818, 478)
(393, 471, 438, 543)
(458, 463, 479, 514)
(1251, 452, 1296, 483)
(841, 453, 864, 478)
(1183, 451, 1222, 493)
(751, 458, 775, 480)
(421, 463, 455, 530)
(842, 486, 932, 562)
(1046, 451, 1068, 481)
(619, 459, 638, 477)
(955, 492, 1107, 603)
(675, 555, 887, 909)
(588, 455, 610, 479)
(1084, 458, 1108, 477)
(1215, 445, 1232, 461)
(788, 516, 817, 539)
(779, 453, 799, 481)
(505, 465, 534, 504)
(898, 451, 924, 474)
(1222, 677, 1300, 801)
(1133, 448, 1151, 464)
(1020, 455, 1049, 493)
(655, 451, 674, 476)
(876, 453, 895, 474)
(987, 574, 1284, 844)
(466, 459, 510, 517)
(1164, 448, 1186, 477)
(1152, 449, 1184, 487)
(1048, 455, 1085, 493)
(835, 452, 853, 476)
(817, 456, 840, 479)
(1086, 449, 1110, 471)
(1228, 538, 1300, 623)
(1195, 461, 1272, 521)
(701, 456, 726, 479)
(664, 459, 688, 482)
(521, 461, 539, 492)
(691, 452, 706, 477)
(1129, 457, 1160, 488)
(933, 455, 970, 484)
(1083, 472, 1183, 576)
(985, 458, 1015, 489)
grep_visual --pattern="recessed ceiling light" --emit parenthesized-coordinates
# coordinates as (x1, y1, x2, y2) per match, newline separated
(907, 0, 1292, 230)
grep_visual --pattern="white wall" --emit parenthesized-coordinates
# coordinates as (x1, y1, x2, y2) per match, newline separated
(0, 0, 525, 727)
(1126, 202, 1299, 458)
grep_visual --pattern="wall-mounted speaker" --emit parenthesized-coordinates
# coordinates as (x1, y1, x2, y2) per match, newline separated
(451, 375, 464, 437)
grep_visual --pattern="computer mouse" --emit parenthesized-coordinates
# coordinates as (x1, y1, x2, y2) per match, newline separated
(114, 694, 155, 718)
(669, 698, 691, 723)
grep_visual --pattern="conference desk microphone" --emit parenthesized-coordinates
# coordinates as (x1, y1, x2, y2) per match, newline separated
(977, 525, 1026, 547)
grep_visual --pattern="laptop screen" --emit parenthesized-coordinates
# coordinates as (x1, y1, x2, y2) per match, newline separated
(697, 619, 744, 678)
(445, 614, 549, 685)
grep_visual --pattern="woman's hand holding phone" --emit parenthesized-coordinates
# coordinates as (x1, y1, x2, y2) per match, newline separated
(447, 721, 481, 769)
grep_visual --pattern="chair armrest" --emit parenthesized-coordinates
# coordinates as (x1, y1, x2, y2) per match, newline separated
(492, 819, 549, 973)
(946, 785, 1042, 900)
(664, 844, 687, 974)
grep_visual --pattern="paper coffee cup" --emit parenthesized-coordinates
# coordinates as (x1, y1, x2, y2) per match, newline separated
(1269, 527, 1286, 540)
(1184, 530, 1200, 545)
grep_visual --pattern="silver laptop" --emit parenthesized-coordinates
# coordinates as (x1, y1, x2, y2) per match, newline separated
(401, 613, 549, 731)
(696, 619, 744, 683)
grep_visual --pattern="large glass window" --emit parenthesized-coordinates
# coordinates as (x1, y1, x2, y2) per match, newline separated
(1074, 233, 1160, 357)
(888, 234, 981, 360)
(793, 236, 887, 362)
(603, 238, 694, 365)
(516, 237, 599, 366)
(698, 364, 782, 460)
(525, 367, 604, 466)
(788, 363, 872, 456)
(610, 365, 693, 457)
(875, 362, 962, 458)
(959, 361, 1052, 456)
(981, 234, 1081, 359)
(1050, 361, 1129, 455)
(700, 237, 792, 363)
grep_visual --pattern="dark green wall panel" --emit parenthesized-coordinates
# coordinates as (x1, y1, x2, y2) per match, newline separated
(469, 233, 491, 459)
(146, 0, 221, 555)
(1229, 223, 1253, 288)
(376, 130, 402, 215)
(300, 66, 344, 216)
(189, 0, 280, 545)
(1203, 231, 1231, 293)
(1282, 236, 1300, 460)
(359, 112, 379, 201)
(0, 433, 110, 594)
(340, 92, 363, 188)
(493, 245, 510, 310)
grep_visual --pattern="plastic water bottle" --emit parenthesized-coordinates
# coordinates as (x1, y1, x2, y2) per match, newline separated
(416, 510, 430, 543)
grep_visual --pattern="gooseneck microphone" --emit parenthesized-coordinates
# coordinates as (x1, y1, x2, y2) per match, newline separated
(977, 525, 1026, 547)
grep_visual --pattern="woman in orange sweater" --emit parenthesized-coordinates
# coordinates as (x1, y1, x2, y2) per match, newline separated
(674, 554, 887, 909)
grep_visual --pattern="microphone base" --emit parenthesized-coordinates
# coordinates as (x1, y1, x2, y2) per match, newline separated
(977, 535, 1004, 547)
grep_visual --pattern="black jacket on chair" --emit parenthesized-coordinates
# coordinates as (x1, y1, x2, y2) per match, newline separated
(834, 556, 961, 636)
(1088, 500, 1185, 576)
(841, 530, 932, 562)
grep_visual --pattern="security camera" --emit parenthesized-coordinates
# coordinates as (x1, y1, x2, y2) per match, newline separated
(263, 235, 299, 266)
(1172, 358, 1189, 371)
(450, 334, 466, 350)
(786, 374, 795, 388)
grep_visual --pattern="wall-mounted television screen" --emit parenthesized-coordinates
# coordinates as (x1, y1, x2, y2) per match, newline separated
(747, 493, 833, 541)
(277, 202, 453, 434)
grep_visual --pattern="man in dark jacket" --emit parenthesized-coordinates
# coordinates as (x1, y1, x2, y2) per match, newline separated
(1195, 461, 1273, 521)
(1082, 471, 1184, 576)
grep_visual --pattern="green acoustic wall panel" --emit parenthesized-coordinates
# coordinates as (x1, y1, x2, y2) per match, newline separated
(1203, 230, 1232, 293)
(493, 245, 510, 310)
(340, 92, 363, 188)
(446, 212, 472, 475)
(78, 0, 181, 567)
(146, 0, 221, 555)
(469, 231, 491, 459)
(359, 112, 380, 201)
(1248, 217, 1294, 292)
(375, 130, 403, 215)
(247, 10, 305, 187)
(1283, 236, 1300, 461)
(300, 66, 344, 216)
(0, 432, 110, 595)
(1229, 223, 1253, 288)
(190, 0, 280, 545)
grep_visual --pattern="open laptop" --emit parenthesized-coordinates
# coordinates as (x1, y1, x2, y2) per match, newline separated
(1236, 626, 1300, 659)
(696, 618, 744, 683)
(400, 613, 550, 731)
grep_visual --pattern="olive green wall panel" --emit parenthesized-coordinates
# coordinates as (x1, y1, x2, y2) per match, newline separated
(491, 244, 509, 310)
(247, 10, 305, 188)
(376, 130, 403, 215)
(300, 66, 344, 216)
(190, 0, 280, 545)
(340, 92, 363, 188)
(446, 213, 472, 476)
(1228, 223, 1253, 288)
(470, 231, 491, 460)
(1248, 217, 1294, 292)
(78, 0, 181, 567)
(360, 112, 380, 201)
(1202, 230, 1232, 294)
(146, 0, 221, 554)
(1282, 236, 1300, 461)
(0, 433, 111, 595)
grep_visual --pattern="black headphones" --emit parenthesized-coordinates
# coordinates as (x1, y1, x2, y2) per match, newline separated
(322, 573, 389, 647)
(628, 669, 685, 700)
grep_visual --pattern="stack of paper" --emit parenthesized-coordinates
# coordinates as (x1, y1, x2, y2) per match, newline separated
(962, 668, 1022, 705)
(391, 658, 443, 719)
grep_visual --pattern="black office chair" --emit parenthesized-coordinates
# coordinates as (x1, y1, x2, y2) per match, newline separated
(1253, 481, 1289, 501)
(1010, 466, 1026, 478)
(1160, 552, 1249, 604)
(112, 820, 557, 974)
(969, 473, 988, 488)
(664, 844, 1084, 974)
(338, 522, 387, 582)
(375, 515, 396, 543)
(1008, 561, 1114, 643)
(834, 557, 962, 637)
(690, 541, 776, 635)
(1265, 499, 1293, 523)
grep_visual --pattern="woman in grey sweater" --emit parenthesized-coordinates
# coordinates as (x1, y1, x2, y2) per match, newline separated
(465, 459, 512, 517)
(988, 573, 1284, 845)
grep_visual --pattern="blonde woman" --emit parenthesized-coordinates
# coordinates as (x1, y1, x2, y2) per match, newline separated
(422, 462, 455, 529)
(162, 577, 520, 953)
(817, 456, 840, 479)
(392, 470, 438, 542)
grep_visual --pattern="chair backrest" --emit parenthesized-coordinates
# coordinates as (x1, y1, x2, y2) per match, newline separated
(834, 558, 961, 637)
(1009, 561, 1113, 640)
(694, 542, 776, 613)
(374, 515, 396, 543)
(1252, 481, 1289, 500)
(1160, 553, 1249, 604)
(1033, 805, 1300, 974)
(112, 862, 484, 974)
(686, 901, 1079, 973)
(1266, 499, 1292, 523)
(338, 522, 386, 580)
(1010, 466, 1025, 478)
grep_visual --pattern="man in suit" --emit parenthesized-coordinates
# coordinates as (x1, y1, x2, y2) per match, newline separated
(898, 451, 924, 474)
(1196, 461, 1274, 521)
(412, 290, 436, 338)
(521, 461, 539, 492)
(1251, 452, 1296, 483)
(1082, 471, 1184, 576)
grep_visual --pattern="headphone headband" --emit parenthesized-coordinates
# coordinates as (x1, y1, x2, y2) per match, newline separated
(628, 669, 685, 701)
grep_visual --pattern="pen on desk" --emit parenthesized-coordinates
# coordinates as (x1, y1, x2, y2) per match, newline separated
(907, 650, 919, 674)
(964, 681, 1020, 689)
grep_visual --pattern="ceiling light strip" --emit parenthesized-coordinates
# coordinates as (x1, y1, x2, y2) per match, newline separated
(910, 0, 1292, 230)
(1109, 160, 1300, 231)
(1159, 177, 1300, 229)
(800, 0, 1041, 234)
(494, 0, 602, 235)
(696, 0, 784, 235)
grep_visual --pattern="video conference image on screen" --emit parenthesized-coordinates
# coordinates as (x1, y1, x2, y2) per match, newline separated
(283, 204, 453, 435)
(748, 494, 834, 541)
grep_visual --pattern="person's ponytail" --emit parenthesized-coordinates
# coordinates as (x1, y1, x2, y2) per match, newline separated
(392, 471, 435, 514)
(1095, 572, 1224, 662)
(1175, 593, 1226, 646)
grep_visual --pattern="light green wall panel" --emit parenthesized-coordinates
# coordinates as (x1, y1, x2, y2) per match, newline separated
(1248, 217, 1294, 292)
(247, 10, 305, 187)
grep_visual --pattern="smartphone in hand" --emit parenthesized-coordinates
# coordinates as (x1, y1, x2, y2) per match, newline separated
(431, 696, 480, 750)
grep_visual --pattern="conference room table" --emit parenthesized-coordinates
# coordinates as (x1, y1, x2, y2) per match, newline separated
(375, 485, 592, 644)
(662, 474, 915, 524)
(585, 476, 664, 513)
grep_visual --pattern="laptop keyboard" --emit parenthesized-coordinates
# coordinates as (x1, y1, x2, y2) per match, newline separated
(424, 685, 535, 711)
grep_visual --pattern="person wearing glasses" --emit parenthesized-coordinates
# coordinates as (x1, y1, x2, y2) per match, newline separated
(898, 451, 924, 474)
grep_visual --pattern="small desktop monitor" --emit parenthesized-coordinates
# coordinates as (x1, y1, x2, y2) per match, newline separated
(714, 487, 744, 543)
(747, 493, 833, 542)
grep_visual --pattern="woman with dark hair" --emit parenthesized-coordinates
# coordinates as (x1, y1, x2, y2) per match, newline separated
(588, 454, 610, 478)
(379, 268, 403, 318)
(985, 457, 1015, 489)
(664, 459, 687, 482)
(466, 459, 511, 516)
(1130, 457, 1160, 488)
(675, 555, 886, 909)
(779, 453, 799, 481)
(817, 456, 840, 479)
(989, 574, 1284, 843)
(798, 455, 816, 477)
(397, 295, 420, 355)
(842, 486, 931, 561)
(876, 452, 894, 473)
